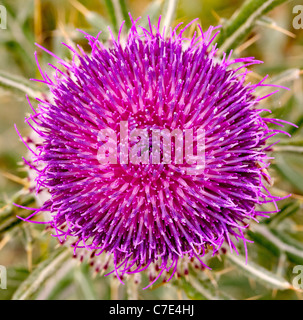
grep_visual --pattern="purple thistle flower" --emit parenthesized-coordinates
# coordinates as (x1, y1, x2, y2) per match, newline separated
(17, 16, 293, 289)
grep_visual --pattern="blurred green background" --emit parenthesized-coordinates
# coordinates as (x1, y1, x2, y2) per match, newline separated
(0, 0, 302, 300)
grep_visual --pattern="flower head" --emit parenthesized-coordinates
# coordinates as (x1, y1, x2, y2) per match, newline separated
(19, 16, 291, 288)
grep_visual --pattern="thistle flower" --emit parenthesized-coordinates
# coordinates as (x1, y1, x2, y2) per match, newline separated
(17, 16, 293, 289)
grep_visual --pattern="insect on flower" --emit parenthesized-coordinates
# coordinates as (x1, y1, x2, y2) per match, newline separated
(15, 15, 295, 289)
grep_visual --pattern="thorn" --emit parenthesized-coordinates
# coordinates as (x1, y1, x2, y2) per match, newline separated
(247, 71, 264, 80)
(0, 203, 9, 215)
(214, 266, 235, 277)
(256, 19, 296, 38)
(0, 171, 29, 187)
(57, 20, 78, 53)
(69, 0, 90, 16)
(268, 23, 296, 38)
(0, 235, 10, 251)
(188, 19, 199, 38)
(204, 269, 218, 288)
(211, 10, 222, 23)
(26, 243, 33, 272)
(235, 34, 261, 54)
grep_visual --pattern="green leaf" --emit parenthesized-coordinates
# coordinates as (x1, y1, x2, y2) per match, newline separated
(247, 229, 281, 257)
(270, 229, 303, 265)
(46, 272, 74, 300)
(278, 139, 303, 147)
(250, 224, 303, 265)
(2, 6, 36, 71)
(217, 0, 288, 55)
(104, 0, 132, 32)
(0, 191, 36, 236)
(12, 247, 71, 300)
(35, 260, 76, 299)
(178, 276, 220, 300)
(226, 252, 291, 290)
(265, 201, 300, 227)
(177, 267, 233, 300)
(118, 0, 132, 29)
(74, 264, 98, 300)
(104, 0, 132, 34)
(104, 0, 118, 32)
(273, 154, 303, 194)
